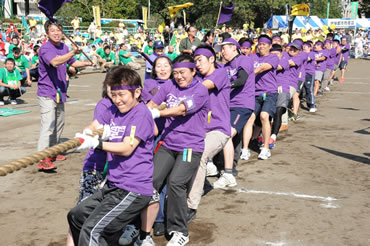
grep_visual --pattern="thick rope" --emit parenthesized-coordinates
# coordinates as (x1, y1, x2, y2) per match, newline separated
(0, 129, 103, 177)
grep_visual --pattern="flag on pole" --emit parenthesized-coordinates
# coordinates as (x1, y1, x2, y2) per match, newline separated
(170, 33, 177, 48)
(327, 2, 330, 19)
(217, 2, 234, 25)
(291, 3, 310, 17)
(351, 1, 358, 20)
(22, 16, 29, 33)
(38, 0, 72, 22)
(142, 7, 148, 29)
(168, 3, 194, 19)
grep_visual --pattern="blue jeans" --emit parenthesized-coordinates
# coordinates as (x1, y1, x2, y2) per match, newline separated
(29, 68, 39, 81)
(0, 86, 26, 100)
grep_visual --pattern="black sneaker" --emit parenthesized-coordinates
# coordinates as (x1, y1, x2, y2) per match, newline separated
(186, 208, 197, 224)
(153, 222, 165, 236)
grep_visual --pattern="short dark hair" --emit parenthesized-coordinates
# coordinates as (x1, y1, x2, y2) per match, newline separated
(33, 45, 40, 52)
(238, 37, 252, 46)
(44, 20, 63, 34)
(104, 66, 142, 97)
(151, 56, 172, 79)
(270, 44, 283, 52)
(104, 45, 110, 51)
(172, 54, 195, 72)
(194, 44, 216, 68)
(173, 54, 194, 63)
(13, 47, 21, 54)
(5, 58, 15, 65)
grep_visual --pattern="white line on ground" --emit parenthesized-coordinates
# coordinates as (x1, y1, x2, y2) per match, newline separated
(237, 188, 340, 208)
(85, 103, 97, 106)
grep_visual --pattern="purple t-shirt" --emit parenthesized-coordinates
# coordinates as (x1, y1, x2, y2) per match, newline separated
(304, 51, 316, 76)
(326, 47, 337, 70)
(341, 44, 350, 61)
(142, 78, 169, 133)
(224, 55, 255, 109)
(314, 49, 329, 72)
(152, 79, 209, 152)
(334, 48, 342, 65)
(142, 78, 170, 103)
(298, 52, 308, 81)
(252, 53, 279, 95)
(288, 52, 305, 88)
(105, 102, 154, 196)
(38, 41, 76, 103)
(83, 98, 114, 171)
(276, 53, 290, 93)
(196, 68, 231, 136)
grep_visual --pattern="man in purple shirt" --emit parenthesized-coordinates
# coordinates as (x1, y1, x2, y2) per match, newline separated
(213, 38, 255, 188)
(246, 35, 279, 160)
(37, 20, 93, 171)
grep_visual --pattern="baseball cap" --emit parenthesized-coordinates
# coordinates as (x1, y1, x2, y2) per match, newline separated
(290, 42, 302, 50)
(215, 38, 240, 53)
(154, 40, 164, 49)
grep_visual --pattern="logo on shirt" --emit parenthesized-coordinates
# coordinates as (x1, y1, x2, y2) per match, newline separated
(315, 52, 323, 59)
(254, 61, 264, 69)
(109, 121, 126, 141)
(225, 67, 237, 80)
(166, 93, 187, 108)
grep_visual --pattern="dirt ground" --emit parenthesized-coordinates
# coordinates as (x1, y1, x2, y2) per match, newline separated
(0, 59, 370, 246)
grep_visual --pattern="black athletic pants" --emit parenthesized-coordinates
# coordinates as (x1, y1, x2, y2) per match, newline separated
(153, 145, 201, 235)
(67, 184, 151, 246)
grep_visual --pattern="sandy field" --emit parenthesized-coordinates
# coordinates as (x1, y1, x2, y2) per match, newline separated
(0, 59, 370, 246)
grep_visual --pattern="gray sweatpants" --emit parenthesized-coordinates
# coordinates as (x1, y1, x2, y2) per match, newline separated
(37, 96, 65, 151)
(321, 68, 332, 89)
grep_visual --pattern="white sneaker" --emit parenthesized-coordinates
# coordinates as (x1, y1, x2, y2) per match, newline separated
(10, 99, 17, 105)
(134, 235, 155, 246)
(213, 173, 237, 189)
(240, 148, 251, 160)
(119, 224, 139, 245)
(309, 107, 317, 113)
(324, 87, 330, 91)
(206, 161, 218, 176)
(167, 231, 189, 246)
(258, 148, 271, 160)
(0, 100, 4, 106)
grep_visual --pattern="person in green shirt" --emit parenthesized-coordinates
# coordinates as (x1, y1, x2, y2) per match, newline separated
(8, 37, 21, 55)
(167, 45, 178, 60)
(118, 44, 141, 70)
(99, 45, 117, 72)
(143, 40, 154, 55)
(30, 45, 40, 81)
(0, 58, 26, 105)
(7, 47, 32, 86)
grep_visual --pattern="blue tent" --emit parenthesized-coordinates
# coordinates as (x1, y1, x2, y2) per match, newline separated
(265, 15, 324, 30)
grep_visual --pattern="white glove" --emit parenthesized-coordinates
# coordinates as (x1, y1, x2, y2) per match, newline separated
(151, 108, 160, 119)
(82, 128, 93, 135)
(75, 133, 99, 150)
(98, 124, 111, 141)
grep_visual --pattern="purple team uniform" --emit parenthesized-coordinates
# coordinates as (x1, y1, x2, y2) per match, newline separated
(197, 68, 231, 136)
(252, 53, 279, 117)
(38, 41, 76, 102)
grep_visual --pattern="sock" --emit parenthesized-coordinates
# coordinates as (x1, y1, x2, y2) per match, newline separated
(271, 134, 277, 141)
(139, 230, 150, 240)
(225, 168, 233, 174)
